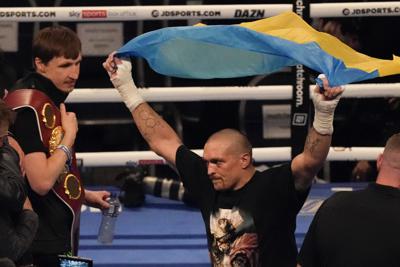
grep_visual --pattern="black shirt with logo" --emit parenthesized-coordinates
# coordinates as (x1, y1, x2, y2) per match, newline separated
(176, 145, 309, 266)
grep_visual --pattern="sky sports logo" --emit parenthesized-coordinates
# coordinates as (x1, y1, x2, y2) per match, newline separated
(342, 6, 400, 16)
(82, 10, 107, 18)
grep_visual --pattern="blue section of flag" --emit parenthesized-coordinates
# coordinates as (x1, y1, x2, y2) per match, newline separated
(117, 24, 378, 86)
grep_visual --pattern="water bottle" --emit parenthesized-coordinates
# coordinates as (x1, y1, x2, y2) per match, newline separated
(97, 193, 120, 244)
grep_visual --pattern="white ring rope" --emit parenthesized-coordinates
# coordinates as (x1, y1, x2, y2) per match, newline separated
(66, 83, 400, 103)
(311, 2, 400, 18)
(76, 147, 383, 167)
(71, 82, 394, 167)
(0, 2, 399, 21)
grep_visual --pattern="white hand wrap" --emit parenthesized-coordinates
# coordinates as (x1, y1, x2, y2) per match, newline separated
(311, 74, 343, 135)
(110, 59, 144, 112)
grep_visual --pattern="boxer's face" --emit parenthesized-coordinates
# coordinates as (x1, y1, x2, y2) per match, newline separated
(35, 54, 82, 93)
(203, 139, 243, 191)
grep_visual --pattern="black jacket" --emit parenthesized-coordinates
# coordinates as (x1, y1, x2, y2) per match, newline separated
(0, 137, 38, 264)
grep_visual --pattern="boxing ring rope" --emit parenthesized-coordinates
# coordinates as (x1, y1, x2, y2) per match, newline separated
(311, 2, 400, 17)
(66, 83, 400, 103)
(0, 2, 399, 22)
(76, 147, 384, 167)
(71, 83, 395, 167)
(2, 3, 398, 167)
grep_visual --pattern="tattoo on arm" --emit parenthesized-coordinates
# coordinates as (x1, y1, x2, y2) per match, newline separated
(304, 133, 322, 154)
(137, 108, 164, 138)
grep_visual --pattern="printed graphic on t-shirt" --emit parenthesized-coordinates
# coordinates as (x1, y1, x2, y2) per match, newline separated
(210, 208, 258, 266)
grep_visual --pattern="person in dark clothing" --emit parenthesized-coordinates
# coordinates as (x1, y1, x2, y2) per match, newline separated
(103, 54, 344, 266)
(5, 26, 110, 267)
(0, 100, 38, 266)
(0, 258, 16, 267)
(298, 132, 400, 267)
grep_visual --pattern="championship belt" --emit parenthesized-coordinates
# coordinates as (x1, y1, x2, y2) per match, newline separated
(5, 89, 84, 255)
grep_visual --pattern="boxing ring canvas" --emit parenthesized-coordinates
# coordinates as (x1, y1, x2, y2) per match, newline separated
(79, 183, 367, 266)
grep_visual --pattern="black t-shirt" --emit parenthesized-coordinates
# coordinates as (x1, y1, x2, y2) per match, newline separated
(298, 183, 400, 267)
(176, 145, 309, 267)
(9, 72, 72, 254)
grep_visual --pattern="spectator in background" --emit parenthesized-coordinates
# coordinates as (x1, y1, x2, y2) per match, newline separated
(0, 99, 38, 266)
(298, 132, 400, 267)
(313, 16, 362, 51)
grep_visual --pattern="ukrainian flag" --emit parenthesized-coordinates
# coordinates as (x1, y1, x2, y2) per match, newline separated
(117, 11, 400, 86)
